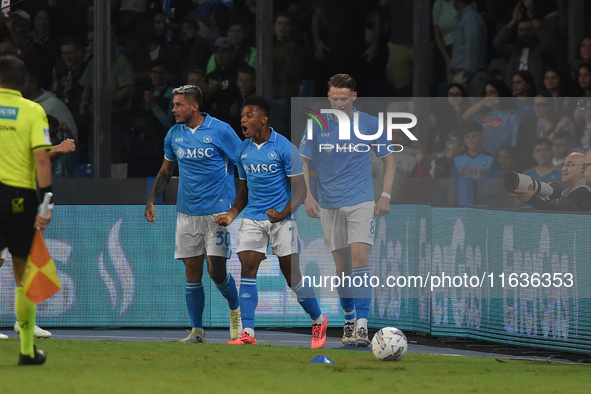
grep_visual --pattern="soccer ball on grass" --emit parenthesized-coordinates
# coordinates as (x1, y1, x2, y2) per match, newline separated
(371, 327, 408, 361)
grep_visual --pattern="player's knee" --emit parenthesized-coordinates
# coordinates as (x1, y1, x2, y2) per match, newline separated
(184, 264, 203, 282)
(208, 265, 226, 284)
(240, 260, 259, 278)
(351, 248, 370, 266)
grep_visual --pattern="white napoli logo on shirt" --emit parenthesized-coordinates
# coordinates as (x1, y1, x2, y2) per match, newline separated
(176, 147, 185, 159)
(203, 135, 212, 143)
(268, 151, 277, 160)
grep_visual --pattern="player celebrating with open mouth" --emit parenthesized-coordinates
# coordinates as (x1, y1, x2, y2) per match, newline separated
(215, 95, 328, 348)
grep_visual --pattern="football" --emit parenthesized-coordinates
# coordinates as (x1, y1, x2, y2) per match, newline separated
(371, 327, 408, 361)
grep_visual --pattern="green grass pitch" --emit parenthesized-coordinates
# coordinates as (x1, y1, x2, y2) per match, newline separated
(1, 339, 590, 393)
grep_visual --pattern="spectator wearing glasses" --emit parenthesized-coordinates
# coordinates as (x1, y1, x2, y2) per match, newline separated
(512, 152, 591, 211)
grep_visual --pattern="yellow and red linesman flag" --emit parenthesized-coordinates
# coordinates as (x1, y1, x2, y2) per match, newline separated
(22, 229, 61, 303)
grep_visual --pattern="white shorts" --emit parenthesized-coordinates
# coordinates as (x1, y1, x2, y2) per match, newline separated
(236, 218, 301, 257)
(320, 201, 375, 251)
(175, 212, 231, 259)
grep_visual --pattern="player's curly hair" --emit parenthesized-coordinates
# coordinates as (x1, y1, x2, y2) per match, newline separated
(173, 84, 203, 106)
(327, 73, 356, 91)
(243, 94, 271, 118)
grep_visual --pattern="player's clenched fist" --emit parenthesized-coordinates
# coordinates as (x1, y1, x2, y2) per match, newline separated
(214, 213, 234, 227)
(266, 209, 285, 223)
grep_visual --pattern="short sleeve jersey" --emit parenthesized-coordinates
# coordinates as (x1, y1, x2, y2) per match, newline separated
(450, 152, 502, 179)
(299, 108, 392, 209)
(235, 129, 303, 220)
(475, 108, 520, 156)
(0, 88, 51, 189)
(523, 166, 562, 181)
(163, 113, 241, 216)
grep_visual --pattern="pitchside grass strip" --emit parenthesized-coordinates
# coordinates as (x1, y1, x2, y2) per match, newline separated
(1, 340, 590, 393)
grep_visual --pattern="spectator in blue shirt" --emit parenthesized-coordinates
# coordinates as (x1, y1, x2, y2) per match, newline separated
(523, 138, 562, 181)
(449, 120, 502, 204)
(462, 79, 520, 157)
(450, 121, 502, 180)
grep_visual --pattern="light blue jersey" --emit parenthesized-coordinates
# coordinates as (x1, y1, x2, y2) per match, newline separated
(164, 113, 241, 216)
(475, 108, 520, 156)
(299, 109, 392, 209)
(450, 152, 502, 179)
(236, 129, 303, 220)
(523, 167, 562, 181)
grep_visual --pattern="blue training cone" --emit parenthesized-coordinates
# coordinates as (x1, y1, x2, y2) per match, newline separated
(310, 355, 334, 364)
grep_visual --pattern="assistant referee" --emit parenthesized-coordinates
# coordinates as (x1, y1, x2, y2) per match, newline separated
(0, 55, 52, 366)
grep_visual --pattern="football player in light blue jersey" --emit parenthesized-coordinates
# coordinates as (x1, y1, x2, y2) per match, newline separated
(145, 85, 242, 343)
(300, 74, 396, 347)
(216, 95, 328, 348)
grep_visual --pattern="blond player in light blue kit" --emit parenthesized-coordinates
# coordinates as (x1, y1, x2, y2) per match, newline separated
(145, 85, 242, 343)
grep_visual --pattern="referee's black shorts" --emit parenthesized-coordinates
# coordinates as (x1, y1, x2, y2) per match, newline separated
(0, 181, 39, 258)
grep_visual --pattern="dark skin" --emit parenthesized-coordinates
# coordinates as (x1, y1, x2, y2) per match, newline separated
(214, 104, 306, 286)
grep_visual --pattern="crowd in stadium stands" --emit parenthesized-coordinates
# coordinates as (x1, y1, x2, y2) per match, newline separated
(1, 0, 591, 208)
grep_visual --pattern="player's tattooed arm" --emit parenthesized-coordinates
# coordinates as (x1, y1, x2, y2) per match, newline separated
(152, 159, 177, 200)
(145, 159, 177, 223)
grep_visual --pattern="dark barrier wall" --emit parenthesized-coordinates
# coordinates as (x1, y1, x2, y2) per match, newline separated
(1, 205, 589, 354)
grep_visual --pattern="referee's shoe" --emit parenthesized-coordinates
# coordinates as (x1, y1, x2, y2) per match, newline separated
(18, 346, 46, 366)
